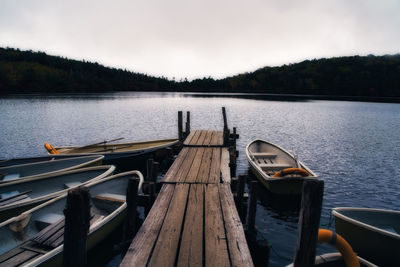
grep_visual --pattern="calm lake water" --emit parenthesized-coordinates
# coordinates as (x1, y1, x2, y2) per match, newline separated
(1, 92, 399, 266)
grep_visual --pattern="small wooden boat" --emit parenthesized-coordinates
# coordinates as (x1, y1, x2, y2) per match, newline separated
(0, 155, 75, 168)
(0, 170, 143, 266)
(45, 138, 178, 171)
(0, 155, 104, 184)
(333, 207, 400, 266)
(0, 165, 115, 223)
(246, 139, 317, 194)
(287, 253, 376, 267)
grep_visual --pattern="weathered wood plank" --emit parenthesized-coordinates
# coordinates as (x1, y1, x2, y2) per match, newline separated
(0, 247, 24, 264)
(210, 131, 219, 146)
(177, 184, 204, 267)
(197, 148, 213, 183)
(120, 184, 176, 267)
(33, 218, 64, 244)
(216, 131, 224, 146)
(0, 250, 38, 266)
(185, 148, 205, 183)
(203, 130, 213, 146)
(205, 184, 230, 267)
(220, 184, 254, 267)
(189, 130, 202, 145)
(162, 147, 189, 183)
(221, 147, 231, 184)
(148, 184, 190, 267)
(208, 148, 221, 183)
(183, 131, 196, 145)
(196, 130, 207, 146)
(175, 147, 198, 183)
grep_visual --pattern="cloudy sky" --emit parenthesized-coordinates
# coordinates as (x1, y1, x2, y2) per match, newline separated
(1, 0, 399, 79)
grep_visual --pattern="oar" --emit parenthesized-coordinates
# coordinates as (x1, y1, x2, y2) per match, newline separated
(79, 137, 125, 149)
(90, 145, 133, 153)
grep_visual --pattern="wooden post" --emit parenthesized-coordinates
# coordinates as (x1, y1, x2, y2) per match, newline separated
(222, 107, 229, 146)
(63, 186, 90, 267)
(185, 111, 191, 137)
(236, 175, 245, 220)
(229, 146, 237, 177)
(178, 111, 183, 142)
(123, 178, 139, 242)
(146, 158, 154, 181)
(152, 162, 160, 183)
(293, 180, 324, 267)
(248, 181, 258, 230)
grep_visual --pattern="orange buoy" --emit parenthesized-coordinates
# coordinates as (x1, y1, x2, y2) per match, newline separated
(272, 167, 309, 178)
(318, 229, 360, 267)
(44, 142, 59, 154)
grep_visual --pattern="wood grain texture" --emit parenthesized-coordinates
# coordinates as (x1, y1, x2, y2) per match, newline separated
(189, 130, 202, 145)
(177, 184, 204, 267)
(209, 148, 221, 183)
(175, 148, 198, 183)
(196, 130, 208, 146)
(183, 131, 196, 145)
(148, 184, 190, 267)
(120, 184, 175, 267)
(221, 148, 231, 184)
(161, 147, 189, 183)
(185, 148, 205, 183)
(203, 130, 213, 146)
(197, 148, 213, 183)
(219, 184, 254, 267)
(205, 184, 230, 267)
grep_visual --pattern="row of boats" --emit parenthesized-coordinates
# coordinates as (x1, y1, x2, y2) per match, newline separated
(0, 137, 398, 266)
(246, 139, 399, 266)
(0, 138, 176, 266)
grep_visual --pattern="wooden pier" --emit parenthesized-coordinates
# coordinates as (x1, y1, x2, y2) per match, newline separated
(121, 130, 253, 266)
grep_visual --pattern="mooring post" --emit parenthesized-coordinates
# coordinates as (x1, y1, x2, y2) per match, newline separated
(178, 111, 183, 142)
(293, 179, 324, 267)
(229, 146, 237, 177)
(236, 175, 246, 220)
(123, 177, 139, 243)
(222, 107, 229, 146)
(63, 186, 90, 267)
(151, 161, 159, 183)
(185, 111, 191, 138)
(146, 158, 154, 181)
(248, 180, 258, 231)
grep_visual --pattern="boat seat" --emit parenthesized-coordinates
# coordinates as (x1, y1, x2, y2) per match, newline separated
(63, 181, 83, 189)
(251, 152, 277, 158)
(0, 173, 21, 181)
(259, 164, 292, 170)
(93, 193, 125, 203)
(0, 190, 32, 207)
(35, 213, 64, 230)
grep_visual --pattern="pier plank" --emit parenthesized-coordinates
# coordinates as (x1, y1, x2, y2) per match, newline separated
(177, 184, 204, 267)
(189, 130, 202, 145)
(220, 184, 254, 267)
(221, 148, 231, 183)
(210, 131, 220, 146)
(205, 184, 230, 267)
(196, 130, 207, 145)
(148, 184, 190, 267)
(209, 148, 221, 183)
(120, 184, 176, 267)
(203, 130, 213, 146)
(216, 131, 224, 146)
(197, 148, 213, 183)
(183, 131, 196, 145)
(175, 147, 198, 183)
(162, 147, 190, 183)
(186, 148, 205, 183)
(0, 250, 38, 267)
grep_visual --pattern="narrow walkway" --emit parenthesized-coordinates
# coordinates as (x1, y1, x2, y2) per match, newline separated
(121, 130, 253, 267)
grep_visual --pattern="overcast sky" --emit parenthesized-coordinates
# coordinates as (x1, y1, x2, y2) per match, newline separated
(1, 0, 399, 80)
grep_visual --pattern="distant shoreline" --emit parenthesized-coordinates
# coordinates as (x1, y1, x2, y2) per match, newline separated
(2, 91, 400, 103)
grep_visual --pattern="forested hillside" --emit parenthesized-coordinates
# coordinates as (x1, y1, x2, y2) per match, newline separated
(1, 47, 399, 99)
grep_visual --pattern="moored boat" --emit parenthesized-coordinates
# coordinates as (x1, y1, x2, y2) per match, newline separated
(0, 155, 104, 184)
(45, 138, 179, 171)
(333, 207, 400, 266)
(0, 155, 76, 169)
(246, 139, 317, 194)
(0, 170, 143, 266)
(0, 165, 115, 223)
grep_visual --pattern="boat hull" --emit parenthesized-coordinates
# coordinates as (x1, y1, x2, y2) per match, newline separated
(333, 208, 400, 266)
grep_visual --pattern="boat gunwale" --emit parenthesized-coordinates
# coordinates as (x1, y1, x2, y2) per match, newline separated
(245, 139, 317, 182)
(332, 207, 400, 240)
(54, 138, 179, 155)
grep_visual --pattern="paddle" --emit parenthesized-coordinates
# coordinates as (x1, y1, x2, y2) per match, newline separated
(78, 137, 125, 149)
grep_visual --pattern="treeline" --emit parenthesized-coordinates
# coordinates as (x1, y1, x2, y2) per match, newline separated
(1, 47, 400, 98)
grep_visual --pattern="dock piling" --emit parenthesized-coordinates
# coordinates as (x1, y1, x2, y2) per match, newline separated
(247, 181, 258, 231)
(236, 175, 246, 221)
(293, 179, 324, 267)
(123, 178, 139, 243)
(185, 111, 191, 138)
(63, 186, 90, 267)
(178, 111, 183, 142)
